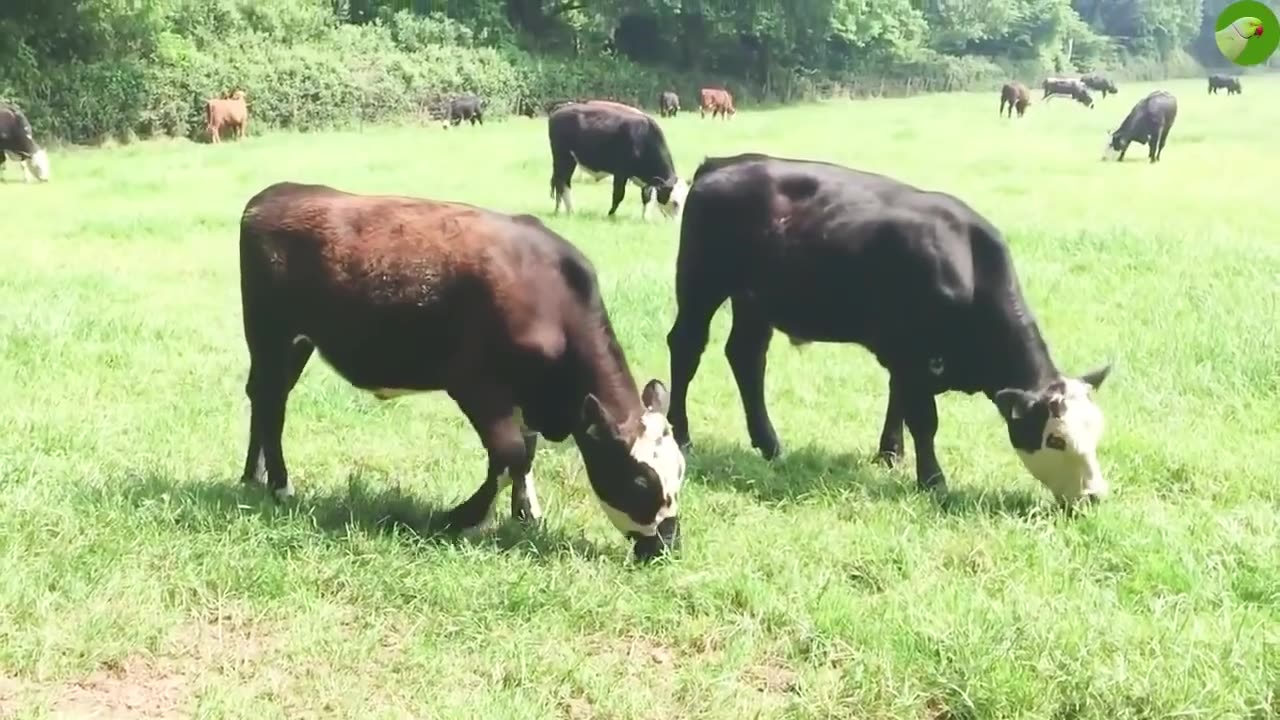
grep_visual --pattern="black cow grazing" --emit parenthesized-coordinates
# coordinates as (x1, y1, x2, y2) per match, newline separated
(237, 182, 687, 560)
(1208, 74, 1242, 95)
(1081, 73, 1118, 98)
(659, 91, 681, 117)
(0, 103, 51, 183)
(1042, 78, 1095, 109)
(445, 94, 484, 127)
(548, 102, 689, 220)
(665, 153, 1114, 504)
(1103, 90, 1177, 163)
(999, 82, 1031, 118)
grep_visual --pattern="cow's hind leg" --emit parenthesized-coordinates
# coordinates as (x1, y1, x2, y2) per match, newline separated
(891, 374, 945, 492)
(876, 380, 905, 467)
(724, 297, 781, 459)
(551, 153, 576, 214)
(445, 388, 532, 533)
(1154, 125, 1170, 162)
(241, 334, 314, 500)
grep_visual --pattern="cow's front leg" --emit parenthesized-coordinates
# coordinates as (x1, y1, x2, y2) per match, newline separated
(876, 380, 905, 467)
(607, 175, 628, 217)
(446, 390, 534, 534)
(640, 185, 655, 221)
(509, 428, 542, 523)
(893, 376, 945, 492)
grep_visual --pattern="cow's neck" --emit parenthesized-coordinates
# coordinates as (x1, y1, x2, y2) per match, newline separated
(569, 316, 644, 438)
(982, 294, 1059, 398)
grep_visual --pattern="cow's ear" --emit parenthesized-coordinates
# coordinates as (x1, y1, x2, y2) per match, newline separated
(641, 379, 670, 415)
(582, 393, 620, 440)
(1078, 363, 1113, 391)
(994, 388, 1039, 422)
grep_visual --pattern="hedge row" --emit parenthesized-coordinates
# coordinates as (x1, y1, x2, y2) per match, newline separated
(0, 16, 1210, 146)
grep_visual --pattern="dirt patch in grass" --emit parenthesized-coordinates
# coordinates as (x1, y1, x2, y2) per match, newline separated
(50, 655, 191, 720)
(2, 609, 285, 719)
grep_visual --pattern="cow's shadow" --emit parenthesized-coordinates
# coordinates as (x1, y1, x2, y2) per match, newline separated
(104, 467, 613, 561)
(682, 437, 1051, 519)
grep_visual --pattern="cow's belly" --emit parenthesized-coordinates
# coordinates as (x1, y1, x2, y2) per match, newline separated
(292, 313, 465, 396)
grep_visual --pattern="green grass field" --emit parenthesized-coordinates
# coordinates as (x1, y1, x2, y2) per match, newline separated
(3, 75, 1279, 718)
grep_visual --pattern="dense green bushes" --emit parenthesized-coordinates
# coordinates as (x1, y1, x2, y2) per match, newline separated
(0, 1, 1219, 145)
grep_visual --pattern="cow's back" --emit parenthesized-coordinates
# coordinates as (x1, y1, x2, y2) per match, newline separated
(0, 104, 37, 154)
(681, 156, 1007, 345)
(240, 183, 585, 379)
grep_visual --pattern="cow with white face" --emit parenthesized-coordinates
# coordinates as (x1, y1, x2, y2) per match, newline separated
(548, 101, 689, 222)
(996, 370, 1111, 504)
(0, 103, 51, 183)
(666, 153, 1116, 506)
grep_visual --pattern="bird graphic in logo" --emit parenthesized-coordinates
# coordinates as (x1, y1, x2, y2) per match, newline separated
(1216, 16, 1264, 63)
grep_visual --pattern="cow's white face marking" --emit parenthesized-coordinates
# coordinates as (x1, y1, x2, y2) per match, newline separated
(1101, 139, 1121, 161)
(1013, 378, 1108, 503)
(598, 411, 685, 536)
(659, 178, 690, 219)
(28, 149, 49, 182)
(928, 357, 945, 376)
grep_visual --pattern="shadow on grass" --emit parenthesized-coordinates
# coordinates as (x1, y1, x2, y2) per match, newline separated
(682, 436, 1051, 520)
(105, 467, 613, 562)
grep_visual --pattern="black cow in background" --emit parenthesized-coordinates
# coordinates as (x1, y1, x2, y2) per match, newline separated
(659, 91, 681, 117)
(445, 95, 484, 127)
(1208, 74, 1242, 94)
(1103, 90, 1178, 163)
(0, 103, 51, 183)
(1081, 73, 1118, 98)
(547, 102, 689, 220)
(1042, 78, 1095, 108)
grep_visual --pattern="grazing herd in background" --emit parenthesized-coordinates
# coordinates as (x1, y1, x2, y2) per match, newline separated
(0, 68, 1257, 559)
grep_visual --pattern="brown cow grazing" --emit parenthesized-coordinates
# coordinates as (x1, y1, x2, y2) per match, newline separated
(659, 91, 680, 117)
(1000, 82, 1031, 118)
(206, 90, 248, 143)
(237, 182, 686, 560)
(699, 88, 736, 119)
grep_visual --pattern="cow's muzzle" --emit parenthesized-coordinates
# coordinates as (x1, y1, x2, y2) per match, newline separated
(631, 516, 680, 562)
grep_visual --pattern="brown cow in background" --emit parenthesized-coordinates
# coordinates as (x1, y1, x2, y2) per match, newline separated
(699, 88, 735, 119)
(206, 90, 249, 143)
(1000, 82, 1031, 118)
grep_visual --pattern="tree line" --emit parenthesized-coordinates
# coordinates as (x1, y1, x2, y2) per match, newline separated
(0, 0, 1269, 143)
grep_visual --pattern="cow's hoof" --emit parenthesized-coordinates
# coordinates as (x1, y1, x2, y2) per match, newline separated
(917, 474, 947, 494)
(756, 440, 783, 461)
(875, 449, 903, 468)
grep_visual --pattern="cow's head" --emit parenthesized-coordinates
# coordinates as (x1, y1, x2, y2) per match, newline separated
(655, 178, 690, 219)
(995, 365, 1112, 504)
(1102, 129, 1128, 160)
(28, 148, 51, 182)
(1077, 88, 1095, 109)
(230, 90, 246, 102)
(577, 379, 686, 562)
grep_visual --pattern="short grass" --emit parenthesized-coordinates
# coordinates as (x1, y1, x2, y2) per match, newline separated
(3, 76, 1279, 719)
